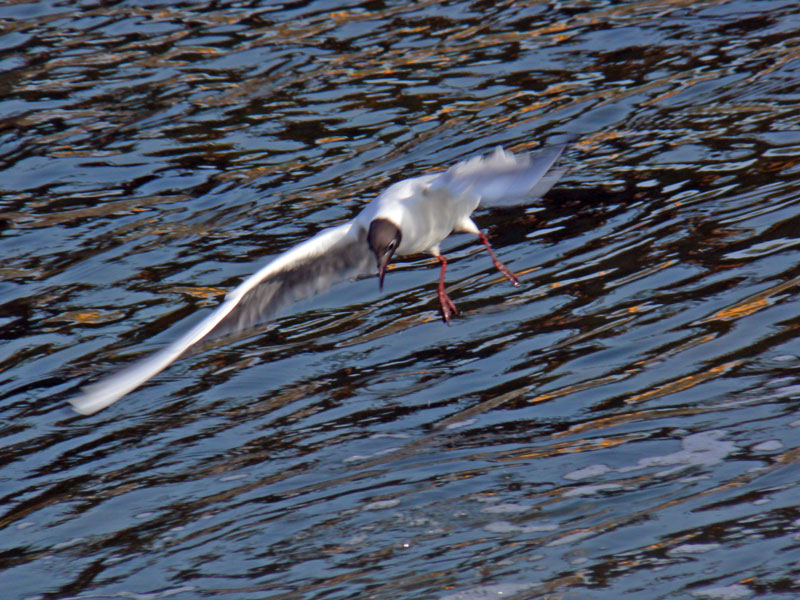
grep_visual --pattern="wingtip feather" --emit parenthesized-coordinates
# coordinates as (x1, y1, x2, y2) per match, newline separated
(70, 383, 125, 415)
(68, 221, 367, 415)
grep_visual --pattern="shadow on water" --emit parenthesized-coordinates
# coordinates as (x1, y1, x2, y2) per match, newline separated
(2, 1, 800, 599)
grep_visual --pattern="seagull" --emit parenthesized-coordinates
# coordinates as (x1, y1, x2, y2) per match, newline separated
(70, 142, 567, 415)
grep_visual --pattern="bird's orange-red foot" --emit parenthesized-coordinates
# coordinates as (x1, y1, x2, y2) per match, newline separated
(436, 254, 458, 323)
(438, 287, 458, 324)
(478, 232, 520, 286)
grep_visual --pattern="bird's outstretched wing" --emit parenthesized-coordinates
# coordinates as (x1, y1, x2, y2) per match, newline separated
(71, 221, 372, 415)
(430, 143, 568, 207)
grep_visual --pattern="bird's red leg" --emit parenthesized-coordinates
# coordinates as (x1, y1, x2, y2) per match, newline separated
(477, 232, 520, 286)
(436, 255, 458, 323)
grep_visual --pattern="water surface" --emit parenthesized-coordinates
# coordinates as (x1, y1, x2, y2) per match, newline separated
(2, 1, 800, 599)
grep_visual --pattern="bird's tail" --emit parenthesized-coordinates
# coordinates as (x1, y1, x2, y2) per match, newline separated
(431, 143, 568, 207)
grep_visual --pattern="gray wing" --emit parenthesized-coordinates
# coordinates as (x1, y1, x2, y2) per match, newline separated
(71, 221, 372, 415)
(213, 224, 373, 335)
(430, 143, 568, 207)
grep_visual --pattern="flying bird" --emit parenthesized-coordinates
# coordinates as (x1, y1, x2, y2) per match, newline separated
(71, 143, 568, 415)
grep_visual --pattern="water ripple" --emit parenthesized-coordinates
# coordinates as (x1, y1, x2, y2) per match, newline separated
(2, 1, 800, 599)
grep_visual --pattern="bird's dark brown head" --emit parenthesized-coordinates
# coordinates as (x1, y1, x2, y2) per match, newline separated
(367, 218, 402, 290)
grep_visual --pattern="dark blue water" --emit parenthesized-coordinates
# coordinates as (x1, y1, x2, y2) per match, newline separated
(3, 1, 800, 599)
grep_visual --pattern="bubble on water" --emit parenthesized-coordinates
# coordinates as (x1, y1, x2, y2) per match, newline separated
(484, 520, 557, 534)
(162, 587, 198, 598)
(528, 554, 544, 562)
(638, 179, 661, 188)
(690, 583, 751, 599)
(564, 464, 611, 480)
(773, 355, 797, 362)
(473, 494, 501, 504)
(362, 499, 400, 511)
(345, 534, 368, 545)
(668, 543, 721, 555)
(775, 384, 800, 397)
(751, 439, 783, 452)
(546, 529, 594, 547)
(563, 483, 623, 497)
(766, 375, 796, 386)
(439, 583, 538, 600)
(619, 430, 735, 473)
(445, 418, 477, 430)
(481, 503, 532, 514)
(52, 537, 86, 550)
(369, 432, 410, 439)
(344, 454, 371, 463)
(344, 447, 400, 462)
(680, 475, 711, 483)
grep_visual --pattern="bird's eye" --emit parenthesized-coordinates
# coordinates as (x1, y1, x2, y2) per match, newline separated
(388, 240, 396, 250)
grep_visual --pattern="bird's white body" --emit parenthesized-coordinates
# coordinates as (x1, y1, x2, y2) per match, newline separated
(71, 143, 567, 415)
(357, 175, 479, 256)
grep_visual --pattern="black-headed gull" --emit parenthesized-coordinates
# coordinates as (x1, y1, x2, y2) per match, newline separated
(71, 143, 567, 415)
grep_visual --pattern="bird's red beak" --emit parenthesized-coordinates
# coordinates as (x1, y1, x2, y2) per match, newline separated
(376, 246, 398, 291)
(377, 254, 390, 291)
